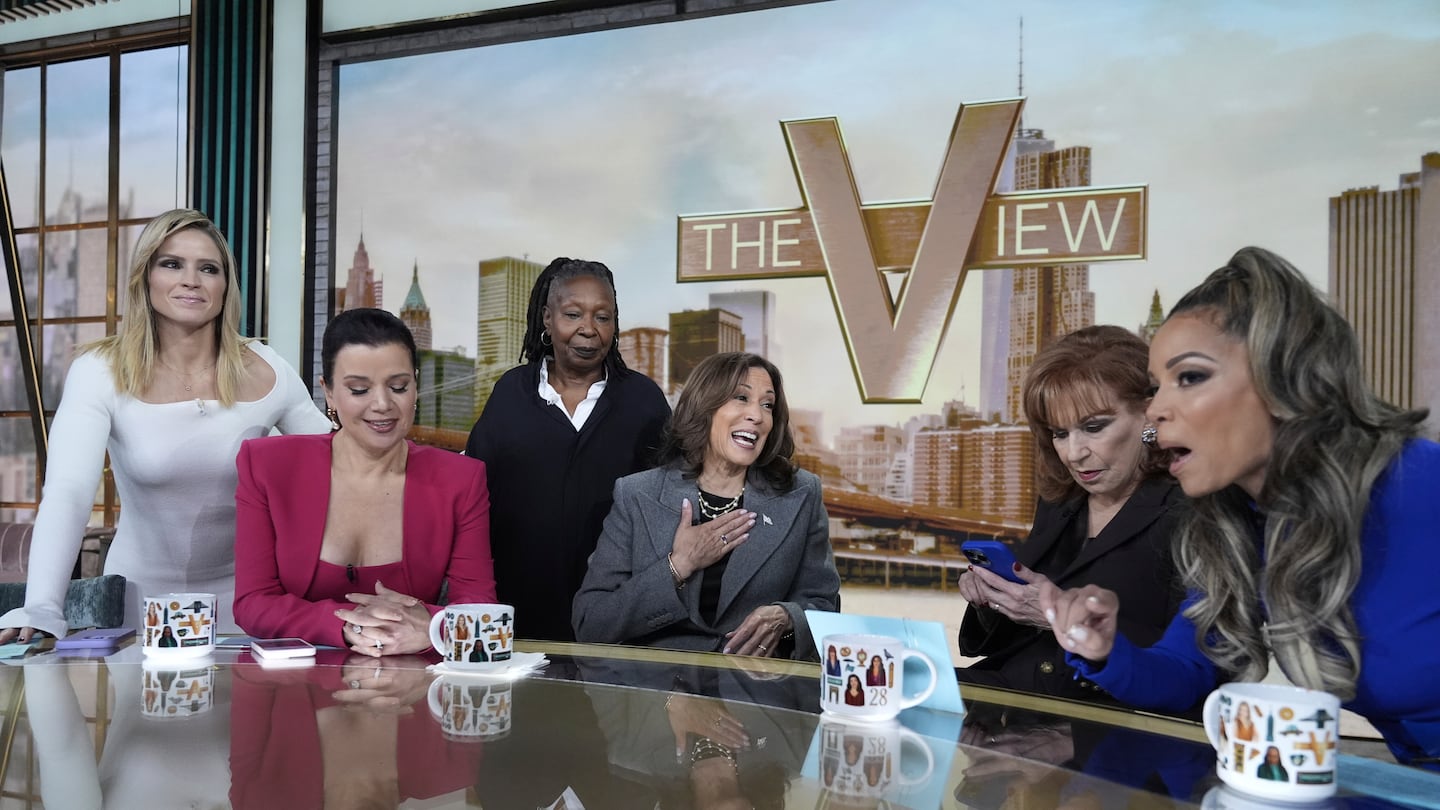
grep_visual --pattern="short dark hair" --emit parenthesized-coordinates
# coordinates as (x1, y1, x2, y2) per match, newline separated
(658, 352, 796, 492)
(321, 308, 418, 384)
(519, 257, 628, 377)
(1022, 324, 1169, 502)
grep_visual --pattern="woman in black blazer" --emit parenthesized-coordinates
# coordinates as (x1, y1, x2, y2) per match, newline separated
(956, 325, 1186, 704)
(465, 258, 670, 643)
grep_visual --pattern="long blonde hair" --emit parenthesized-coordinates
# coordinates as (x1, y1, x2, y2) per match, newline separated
(1169, 247, 1426, 699)
(83, 209, 251, 406)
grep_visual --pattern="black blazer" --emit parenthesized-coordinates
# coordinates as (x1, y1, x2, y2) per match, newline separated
(957, 477, 1187, 702)
(465, 363, 670, 642)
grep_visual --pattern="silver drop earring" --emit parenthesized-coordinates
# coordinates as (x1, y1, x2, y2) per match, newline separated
(1141, 423, 1158, 447)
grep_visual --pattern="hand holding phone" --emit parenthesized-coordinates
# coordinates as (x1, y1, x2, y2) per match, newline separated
(961, 540, 1027, 585)
(251, 638, 317, 660)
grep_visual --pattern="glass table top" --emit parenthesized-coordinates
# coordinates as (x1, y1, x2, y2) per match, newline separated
(0, 639, 1428, 809)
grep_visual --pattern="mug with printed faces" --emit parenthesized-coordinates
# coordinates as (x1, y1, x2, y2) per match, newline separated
(141, 660, 215, 719)
(427, 603, 515, 670)
(819, 634, 937, 722)
(427, 676, 513, 741)
(1202, 682, 1342, 802)
(141, 593, 216, 658)
(817, 716, 935, 802)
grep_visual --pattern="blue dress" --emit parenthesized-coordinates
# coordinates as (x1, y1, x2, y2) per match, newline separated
(1068, 439, 1440, 767)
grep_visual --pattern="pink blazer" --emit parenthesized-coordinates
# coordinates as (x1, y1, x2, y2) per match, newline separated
(228, 655, 481, 809)
(234, 433, 496, 647)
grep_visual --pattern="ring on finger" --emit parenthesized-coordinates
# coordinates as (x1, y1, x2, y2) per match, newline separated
(720, 534, 728, 544)
(352, 623, 364, 634)
(989, 602, 999, 610)
(349, 679, 362, 689)
(757, 644, 768, 652)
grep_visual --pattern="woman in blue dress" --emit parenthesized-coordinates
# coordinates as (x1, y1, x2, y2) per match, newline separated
(1040, 247, 1440, 768)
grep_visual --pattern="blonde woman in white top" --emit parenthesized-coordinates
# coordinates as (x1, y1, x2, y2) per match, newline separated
(0, 208, 329, 641)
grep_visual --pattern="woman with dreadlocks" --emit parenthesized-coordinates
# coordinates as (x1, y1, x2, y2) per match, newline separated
(465, 258, 670, 641)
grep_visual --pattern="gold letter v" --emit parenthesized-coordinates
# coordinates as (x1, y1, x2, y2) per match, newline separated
(782, 100, 1021, 402)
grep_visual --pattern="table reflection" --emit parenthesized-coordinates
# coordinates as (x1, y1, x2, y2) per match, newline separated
(0, 641, 1430, 809)
(21, 644, 230, 810)
(230, 652, 476, 809)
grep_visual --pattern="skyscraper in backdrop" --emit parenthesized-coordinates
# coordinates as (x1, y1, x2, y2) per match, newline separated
(1329, 152, 1440, 427)
(474, 256, 544, 416)
(1003, 130, 1095, 424)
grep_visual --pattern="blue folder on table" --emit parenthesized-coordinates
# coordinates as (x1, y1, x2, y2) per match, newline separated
(804, 610, 964, 716)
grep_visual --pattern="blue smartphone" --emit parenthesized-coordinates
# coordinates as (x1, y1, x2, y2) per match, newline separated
(961, 540, 1026, 584)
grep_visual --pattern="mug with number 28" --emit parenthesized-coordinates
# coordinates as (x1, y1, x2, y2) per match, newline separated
(820, 633, 937, 722)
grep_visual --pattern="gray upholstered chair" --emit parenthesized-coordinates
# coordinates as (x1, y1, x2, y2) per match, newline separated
(0, 522, 126, 630)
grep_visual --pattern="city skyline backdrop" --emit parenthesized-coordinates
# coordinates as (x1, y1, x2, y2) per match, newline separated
(333, 0, 1440, 439)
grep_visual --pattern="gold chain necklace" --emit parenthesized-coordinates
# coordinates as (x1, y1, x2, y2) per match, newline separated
(696, 486, 744, 519)
(157, 357, 216, 394)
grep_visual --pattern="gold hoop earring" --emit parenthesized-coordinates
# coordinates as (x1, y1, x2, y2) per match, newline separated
(327, 407, 341, 432)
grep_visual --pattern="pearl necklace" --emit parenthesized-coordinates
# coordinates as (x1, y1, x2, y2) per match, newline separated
(697, 486, 745, 519)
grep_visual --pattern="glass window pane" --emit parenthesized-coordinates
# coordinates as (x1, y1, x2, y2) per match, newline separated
(45, 57, 110, 228)
(41, 320, 105, 406)
(0, 415, 38, 520)
(1, 66, 41, 230)
(0, 232, 39, 320)
(21, 232, 38, 316)
(0, 322, 28, 411)
(0, 238, 9, 322)
(116, 222, 145, 317)
(42, 225, 108, 319)
(121, 46, 187, 219)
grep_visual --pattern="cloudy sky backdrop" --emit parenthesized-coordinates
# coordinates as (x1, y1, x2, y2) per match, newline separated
(334, 0, 1440, 436)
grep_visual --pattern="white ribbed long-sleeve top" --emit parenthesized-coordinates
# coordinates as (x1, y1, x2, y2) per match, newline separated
(0, 341, 330, 638)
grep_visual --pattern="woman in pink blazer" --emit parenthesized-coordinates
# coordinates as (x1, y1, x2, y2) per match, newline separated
(234, 308, 495, 654)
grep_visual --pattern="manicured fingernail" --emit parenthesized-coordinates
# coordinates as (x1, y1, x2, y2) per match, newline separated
(1067, 625, 1090, 642)
(1044, 609, 1055, 622)
(1012, 562, 1022, 572)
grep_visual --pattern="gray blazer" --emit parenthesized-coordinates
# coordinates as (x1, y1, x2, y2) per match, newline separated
(572, 464, 840, 660)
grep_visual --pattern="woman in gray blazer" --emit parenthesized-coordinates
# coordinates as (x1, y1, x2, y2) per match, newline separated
(572, 352, 840, 660)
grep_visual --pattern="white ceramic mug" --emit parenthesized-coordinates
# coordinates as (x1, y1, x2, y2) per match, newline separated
(427, 603, 515, 670)
(1201, 784, 1337, 810)
(141, 593, 216, 658)
(819, 634, 937, 722)
(141, 660, 214, 719)
(427, 676, 513, 741)
(1202, 682, 1341, 802)
(817, 716, 935, 800)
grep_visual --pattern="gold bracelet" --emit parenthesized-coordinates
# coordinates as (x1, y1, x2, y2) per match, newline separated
(668, 552, 687, 590)
(690, 737, 738, 770)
